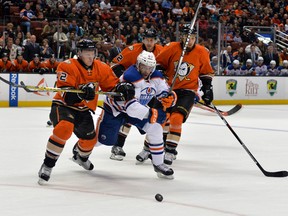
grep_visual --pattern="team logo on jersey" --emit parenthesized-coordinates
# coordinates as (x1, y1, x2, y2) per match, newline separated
(139, 87, 156, 105)
(128, 45, 134, 51)
(267, 79, 277, 96)
(226, 79, 237, 96)
(173, 61, 194, 81)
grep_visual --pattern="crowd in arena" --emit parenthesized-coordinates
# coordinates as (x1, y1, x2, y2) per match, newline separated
(0, 0, 288, 76)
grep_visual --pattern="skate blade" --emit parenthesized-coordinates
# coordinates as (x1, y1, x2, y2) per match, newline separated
(157, 172, 174, 180)
(110, 154, 124, 161)
(38, 178, 47, 185)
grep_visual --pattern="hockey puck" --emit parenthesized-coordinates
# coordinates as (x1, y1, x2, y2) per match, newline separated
(47, 120, 52, 126)
(155, 193, 163, 202)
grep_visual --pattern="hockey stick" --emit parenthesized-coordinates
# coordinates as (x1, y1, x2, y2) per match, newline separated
(211, 103, 288, 177)
(169, 0, 202, 92)
(0, 76, 121, 96)
(196, 101, 242, 116)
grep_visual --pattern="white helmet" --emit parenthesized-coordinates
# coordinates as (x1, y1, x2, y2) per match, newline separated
(283, 60, 288, 66)
(136, 50, 156, 71)
(258, 56, 264, 61)
(246, 59, 252, 64)
(233, 59, 240, 65)
(270, 60, 276, 65)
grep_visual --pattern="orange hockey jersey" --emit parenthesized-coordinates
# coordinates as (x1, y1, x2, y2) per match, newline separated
(12, 59, 29, 72)
(28, 60, 46, 73)
(112, 43, 163, 69)
(156, 42, 214, 91)
(0, 59, 13, 72)
(53, 58, 119, 111)
(43, 59, 60, 73)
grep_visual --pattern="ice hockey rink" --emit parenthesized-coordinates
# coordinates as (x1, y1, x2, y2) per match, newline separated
(0, 104, 288, 216)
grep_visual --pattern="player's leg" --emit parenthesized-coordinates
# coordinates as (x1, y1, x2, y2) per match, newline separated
(72, 110, 97, 170)
(142, 122, 174, 179)
(38, 104, 75, 184)
(110, 123, 132, 161)
(164, 89, 195, 165)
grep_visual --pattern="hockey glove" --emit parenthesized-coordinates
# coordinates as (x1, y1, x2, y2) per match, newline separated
(148, 108, 166, 124)
(114, 82, 135, 101)
(160, 91, 177, 110)
(200, 77, 213, 105)
(78, 82, 96, 101)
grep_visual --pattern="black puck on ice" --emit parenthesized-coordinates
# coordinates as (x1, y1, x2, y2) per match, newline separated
(47, 120, 52, 126)
(155, 193, 163, 202)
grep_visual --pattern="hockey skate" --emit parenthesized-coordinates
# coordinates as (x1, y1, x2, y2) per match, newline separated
(71, 144, 94, 170)
(110, 146, 126, 161)
(153, 163, 174, 179)
(164, 149, 177, 165)
(136, 148, 151, 164)
(38, 163, 52, 185)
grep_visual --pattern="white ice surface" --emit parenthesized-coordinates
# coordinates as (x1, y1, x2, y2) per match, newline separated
(0, 105, 288, 216)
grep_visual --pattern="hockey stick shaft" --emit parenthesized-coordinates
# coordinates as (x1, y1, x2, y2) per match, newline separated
(169, 0, 202, 92)
(0, 76, 121, 96)
(211, 103, 288, 177)
(196, 101, 242, 116)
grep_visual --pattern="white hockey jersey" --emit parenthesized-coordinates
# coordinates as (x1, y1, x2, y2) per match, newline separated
(104, 65, 170, 120)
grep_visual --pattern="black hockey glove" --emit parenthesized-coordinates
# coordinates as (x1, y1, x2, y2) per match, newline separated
(200, 77, 213, 105)
(148, 108, 166, 124)
(114, 82, 135, 101)
(78, 82, 96, 101)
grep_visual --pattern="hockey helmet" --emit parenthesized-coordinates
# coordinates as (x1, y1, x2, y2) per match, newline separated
(246, 59, 252, 64)
(143, 28, 157, 38)
(181, 24, 197, 35)
(136, 50, 156, 72)
(233, 59, 240, 65)
(76, 39, 96, 51)
(270, 60, 276, 65)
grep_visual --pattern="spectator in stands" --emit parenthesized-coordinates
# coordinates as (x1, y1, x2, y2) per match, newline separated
(266, 60, 279, 76)
(41, 19, 57, 45)
(5, 38, 18, 61)
(240, 59, 255, 76)
(22, 32, 32, 46)
(279, 47, 288, 64)
(0, 52, 12, 72)
(221, 45, 233, 68)
(108, 39, 122, 62)
(198, 15, 209, 40)
(100, 0, 112, 10)
(172, 2, 183, 21)
(12, 52, 29, 73)
(264, 45, 279, 67)
(24, 34, 41, 62)
(182, 1, 194, 22)
(66, 31, 78, 58)
(278, 60, 288, 76)
(28, 54, 46, 74)
(69, 19, 83, 37)
(53, 27, 68, 59)
(233, 30, 243, 43)
(20, 2, 37, 34)
(14, 38, 23, 54)
(67, 7, 80, 20)
(255, 57, 267, 76)
(40, 38, 54, 60)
